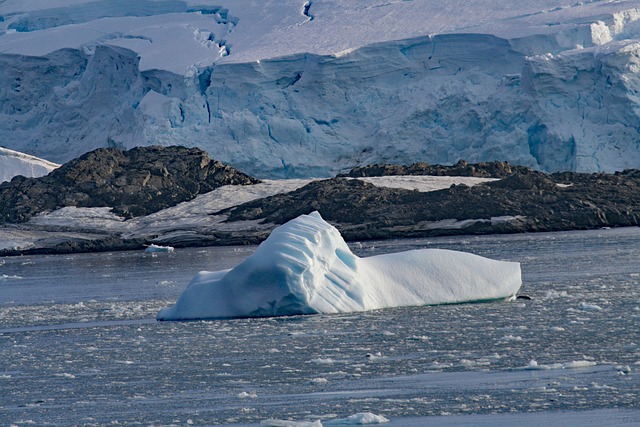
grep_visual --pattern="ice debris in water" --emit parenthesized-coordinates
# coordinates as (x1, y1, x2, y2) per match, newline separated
(260, 412, 389, 426)
(157, 212, 521, 320)
(525, 359, 597, 370)
(579, 302, 604, 311)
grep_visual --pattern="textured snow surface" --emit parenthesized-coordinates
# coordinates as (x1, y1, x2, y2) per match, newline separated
(2, 1, 640, 175)
(157, 212, 521, 320)
(0, 147, 59, 182)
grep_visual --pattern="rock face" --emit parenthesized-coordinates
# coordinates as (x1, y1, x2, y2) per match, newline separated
(222, 168, 640, 239)
(339, 160, 532, 178)
(0, 146, 258, 223)
(2, 154, 639, 256)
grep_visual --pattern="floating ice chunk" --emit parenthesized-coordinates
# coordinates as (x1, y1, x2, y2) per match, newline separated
(309, 358, 336, 365)
(237, 391, 258, 399)
(325, 413, 390, 425)
(261, 420, 322, 427)
(579, 302, 603, 311)
(524, 359, 597, 370)
(144, 244, 174, 253)
(564, 360, 597, 369)
(261, 413, 389, 427)
(157, 212, 521, 320)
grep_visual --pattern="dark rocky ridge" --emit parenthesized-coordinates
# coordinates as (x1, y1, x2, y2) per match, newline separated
(339, 160, 533, 178)
(222, 168, 640, 239)
(1, 154, 640, 256)
(0, 146, 259, 222)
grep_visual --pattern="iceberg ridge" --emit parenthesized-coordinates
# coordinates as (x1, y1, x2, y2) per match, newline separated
(157, 212, 522, 320)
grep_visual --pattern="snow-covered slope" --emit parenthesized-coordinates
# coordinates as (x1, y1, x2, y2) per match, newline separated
(2, 1, 640, 176)
(157, 212, 521, 320)
(0, 147, 59, 182)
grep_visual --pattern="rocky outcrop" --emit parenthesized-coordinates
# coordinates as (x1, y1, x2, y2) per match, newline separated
(2, 156, 639, 255)
(222, 168, 640, 239)
(338, 160, 533, 178)
(0, 146, 259, 223)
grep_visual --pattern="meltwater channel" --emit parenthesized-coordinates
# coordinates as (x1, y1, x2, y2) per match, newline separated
(1, 228, 639, 426)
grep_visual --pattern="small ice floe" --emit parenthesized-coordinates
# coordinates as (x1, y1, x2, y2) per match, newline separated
(579, 302, 603, 311)
(260, 412, 389, 427)
(54, 373, 76, 379)
(237, 391, 258, 399)
(261, 420, 322, 427)
(144, 244, 175, 253)
(524, 359, 597, 370)
(309, 357, 336, 365)
(615, 365, 632, 375)
(325, 413, 390, 425)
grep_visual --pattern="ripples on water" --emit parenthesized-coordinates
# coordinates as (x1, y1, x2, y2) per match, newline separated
(1, 228, 639, 426)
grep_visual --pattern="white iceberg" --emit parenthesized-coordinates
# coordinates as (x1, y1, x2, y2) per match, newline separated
(144, 244, 175, 253)
(157, 212, 521, 320)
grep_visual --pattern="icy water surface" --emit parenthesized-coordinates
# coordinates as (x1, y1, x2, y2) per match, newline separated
(1, 228, 640, 426)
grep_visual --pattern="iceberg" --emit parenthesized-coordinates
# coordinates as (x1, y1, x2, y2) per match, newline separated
(157, 212, 521, 320)
(144, 244, 175, 253)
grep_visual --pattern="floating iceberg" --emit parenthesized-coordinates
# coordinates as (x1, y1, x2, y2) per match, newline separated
(144, 244, 175, 253)
(157, 212, 521, 320)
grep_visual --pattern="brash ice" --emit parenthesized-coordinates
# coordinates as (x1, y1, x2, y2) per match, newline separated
(157, 212, 521, 320)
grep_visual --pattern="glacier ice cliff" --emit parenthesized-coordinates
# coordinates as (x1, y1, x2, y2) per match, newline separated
(156, 212, 522, 320)
(2, 1, 640, 177)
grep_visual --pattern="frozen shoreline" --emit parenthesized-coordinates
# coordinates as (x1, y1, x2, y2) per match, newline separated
(2, 168, 640, 257)
(0, 176, 496, 256)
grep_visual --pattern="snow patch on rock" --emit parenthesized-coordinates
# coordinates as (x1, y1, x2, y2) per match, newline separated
(0, 147, 59, 182)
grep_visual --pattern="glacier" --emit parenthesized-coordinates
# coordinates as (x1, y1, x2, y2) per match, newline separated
(2, 1, 640, 176)
(156, 212, 522, 320)
(0, 147, 59, 183)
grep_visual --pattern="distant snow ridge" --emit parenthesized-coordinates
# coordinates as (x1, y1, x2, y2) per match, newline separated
(157, 212, 521, 320)
(0, 147, 59, 183)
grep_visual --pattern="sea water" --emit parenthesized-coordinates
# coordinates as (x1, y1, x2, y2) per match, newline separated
(1, 228, 639, 426)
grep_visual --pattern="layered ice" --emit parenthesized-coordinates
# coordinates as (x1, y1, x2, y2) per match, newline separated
(0, 147, 59, 183)
(3, 1, 640, 175)
(157, 212, 521, 320)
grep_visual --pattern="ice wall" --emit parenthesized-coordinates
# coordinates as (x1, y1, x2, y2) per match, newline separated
(2, 2, 640, 177)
